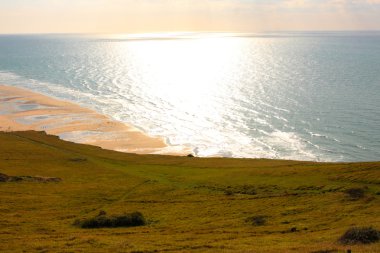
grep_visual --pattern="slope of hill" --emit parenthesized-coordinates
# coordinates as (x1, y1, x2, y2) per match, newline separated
(0, 131, 379, 252)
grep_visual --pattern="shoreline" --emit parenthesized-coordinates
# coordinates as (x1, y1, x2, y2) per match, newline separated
(0, 84, 191, 155)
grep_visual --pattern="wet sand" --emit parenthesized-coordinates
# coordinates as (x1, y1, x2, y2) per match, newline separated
(0, 85, 190, 155)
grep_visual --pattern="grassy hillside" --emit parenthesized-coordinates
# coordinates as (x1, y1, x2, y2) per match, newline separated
(0, 131, 379, 253)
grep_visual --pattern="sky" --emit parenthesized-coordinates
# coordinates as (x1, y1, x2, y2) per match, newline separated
(0, 0, 380, 34)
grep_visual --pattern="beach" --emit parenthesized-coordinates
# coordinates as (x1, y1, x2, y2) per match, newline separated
(0, 84, 189, 155)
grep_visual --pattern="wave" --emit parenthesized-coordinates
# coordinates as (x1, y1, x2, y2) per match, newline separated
(0, 70, 339, 161)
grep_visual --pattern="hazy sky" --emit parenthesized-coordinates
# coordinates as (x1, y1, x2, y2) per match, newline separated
(1, 0, 380, 34)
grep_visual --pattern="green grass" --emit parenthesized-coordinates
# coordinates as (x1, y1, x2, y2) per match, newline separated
(0, 130, 379, 252)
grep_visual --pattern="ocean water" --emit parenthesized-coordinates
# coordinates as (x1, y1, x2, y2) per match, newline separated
(0, 32, 379, 162)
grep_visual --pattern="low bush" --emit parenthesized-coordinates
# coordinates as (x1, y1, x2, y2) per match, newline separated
(238, 184, 257, 195)
(245, 215, 267, 226)
(344, 188, 365, 200)
(0, 173, 61, 182)
(76, 211, 146, 229)
(224, 189, 234, 196)
(0, 173, 10, 182)
(339, 227, 380, 244)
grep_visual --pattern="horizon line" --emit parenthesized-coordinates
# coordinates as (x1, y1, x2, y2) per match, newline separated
(1, 29, 380, 36)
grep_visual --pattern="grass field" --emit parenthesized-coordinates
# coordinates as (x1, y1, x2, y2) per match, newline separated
(0, 131, 379, 252)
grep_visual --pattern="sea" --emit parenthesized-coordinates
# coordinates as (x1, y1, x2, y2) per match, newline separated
(0, 32, 379, 162)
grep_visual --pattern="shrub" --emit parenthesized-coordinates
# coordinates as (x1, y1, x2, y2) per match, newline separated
(0, 173, 61, 183)
(77, 211, 146, 229)
(0, 173, 10, 182)
(245, 216, 267, 226)
(344, 188, 365, 200)
(224, 189, 234, 196)
(339, 227, 380, 244)
(238, 184, 256, 195)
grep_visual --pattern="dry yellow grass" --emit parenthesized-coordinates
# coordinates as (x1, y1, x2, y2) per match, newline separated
(0, 131, 379, 252)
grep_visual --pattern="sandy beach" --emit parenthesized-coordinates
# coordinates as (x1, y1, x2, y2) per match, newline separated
(0, 84, 189, 155)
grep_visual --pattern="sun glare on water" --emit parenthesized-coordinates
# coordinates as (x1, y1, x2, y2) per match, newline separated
(103, 34, 290, 158)
(116, 35, 251, 120)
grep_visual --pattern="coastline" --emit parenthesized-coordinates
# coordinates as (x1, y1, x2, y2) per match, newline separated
(0, 84, 190, 155)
